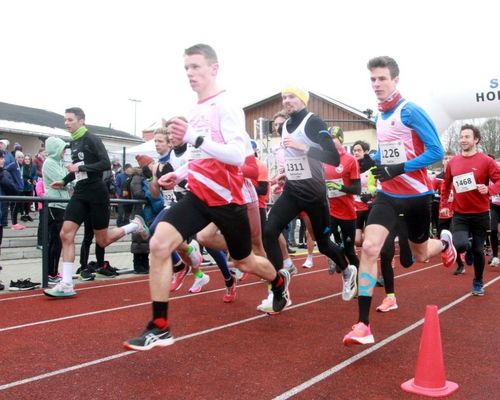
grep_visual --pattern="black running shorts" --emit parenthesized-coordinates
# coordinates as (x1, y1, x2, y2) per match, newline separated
(161, 192, 252, 261)
(367, 192, 432, 244)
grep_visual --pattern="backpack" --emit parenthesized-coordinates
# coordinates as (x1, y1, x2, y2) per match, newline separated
(129, 174, 145, 200)
(102, 170, 116, 196)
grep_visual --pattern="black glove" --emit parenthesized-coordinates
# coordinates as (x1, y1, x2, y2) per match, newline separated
(372, 163, 405, 182)
(142, 165, 153, 180)
(360, 193, 372, 203)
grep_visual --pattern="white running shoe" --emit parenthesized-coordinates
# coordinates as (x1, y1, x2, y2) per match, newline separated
(285, 263, 298, 276)
(256, 290, 292, 313)
(44, 282, 76, 298)
(490, 257, 499, 267)
(188, 273, 210, 293)
(341, 265, 358, 301)
(132, 215, 150, 240)
(302, 257, 314, 269)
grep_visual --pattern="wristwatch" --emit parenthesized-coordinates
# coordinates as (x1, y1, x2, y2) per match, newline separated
(194, 136, 204, 148)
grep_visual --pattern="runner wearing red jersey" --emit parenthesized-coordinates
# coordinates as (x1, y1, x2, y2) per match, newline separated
(439, 124, 500, 295)
(124, 44, 289, 351)
(323, 127, 360, 269)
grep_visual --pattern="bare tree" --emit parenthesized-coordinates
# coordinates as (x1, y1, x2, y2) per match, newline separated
(478, 118, 500, 157)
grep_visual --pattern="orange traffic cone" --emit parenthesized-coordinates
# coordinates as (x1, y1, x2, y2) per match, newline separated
(401, 305, 459, 397)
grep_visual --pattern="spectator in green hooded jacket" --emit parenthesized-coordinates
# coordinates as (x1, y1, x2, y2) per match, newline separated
(42, 137, 70, 284)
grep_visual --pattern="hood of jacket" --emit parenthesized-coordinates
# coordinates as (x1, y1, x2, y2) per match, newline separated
(46, 137, 67, 161)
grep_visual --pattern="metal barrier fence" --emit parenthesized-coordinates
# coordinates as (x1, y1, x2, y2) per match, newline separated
(0, 195, 146, 288)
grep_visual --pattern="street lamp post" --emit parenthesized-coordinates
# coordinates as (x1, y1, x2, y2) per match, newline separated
(128, 98, 142, 136)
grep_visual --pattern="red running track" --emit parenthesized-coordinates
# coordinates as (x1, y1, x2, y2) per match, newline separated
(1, 253, 499, 399)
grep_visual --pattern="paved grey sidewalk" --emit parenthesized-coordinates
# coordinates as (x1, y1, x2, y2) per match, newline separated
(0, 252, 135, 293)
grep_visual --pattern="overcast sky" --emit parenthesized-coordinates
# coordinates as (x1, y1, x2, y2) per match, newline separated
(1, 0, 498, 136)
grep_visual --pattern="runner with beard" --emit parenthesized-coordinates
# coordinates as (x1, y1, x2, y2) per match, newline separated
(262, 86, 358, 309)
(439, 124, 500, 296)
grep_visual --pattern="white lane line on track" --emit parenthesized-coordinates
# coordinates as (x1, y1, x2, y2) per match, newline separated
(0, 251, 403, 302)
(0, 261, 432, 333)
(273, 275, 500, 400)
(0, 263, 441, 391)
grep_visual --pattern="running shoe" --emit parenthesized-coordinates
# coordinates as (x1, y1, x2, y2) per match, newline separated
(201, 258, 213, 266)
(187, 240, 203, 268)
(327, 259, 338, 275)
(376, 296, 398, 312)
(285, 263, 298, 276)
(123, 321, 175, 351)
(44, 282, 76, 298)
(271, 269, 291, 313)
(440, 229, 457, 268)
(79, 268, 96, 281)
(11, 223, 25, 230)
(188, 273, 210, 293)
(230, 267, 248, 282)
(472, 279, 484, 296)
(171, 265, 191, 291)
(453, 264, 465, 275)
(302, 257, 314, 269)
(257, 291, 273, 311)
(132, 215, 150, 240)
(489, 257, 499, 267)
(223, 278, 237, 303)
(341, 265, 358, 301)
(101, 261, 119, 274)
(256, 290, 292, 314)
(343, 322, 375, 346)
(9, 278, 40, 291)
(95, 265, 118, 278)
(48, 273, 62, 285)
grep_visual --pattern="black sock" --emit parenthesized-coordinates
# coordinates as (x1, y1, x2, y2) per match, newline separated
(358, 296, 372, 325)
(152, 301, 169, 321)
(225, 275, 234, 288)
(271, 272, 283, 289)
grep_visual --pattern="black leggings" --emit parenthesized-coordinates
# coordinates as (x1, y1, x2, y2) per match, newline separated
(329, 216, 359, 267)
(48, 207, 65, 277)
(452, 212, 489, 281)
(491, 204, 500, 258)
(263, 190, 348, 272)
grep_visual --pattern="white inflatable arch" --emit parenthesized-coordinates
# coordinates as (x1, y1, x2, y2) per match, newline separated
(416, 74, 499, 133)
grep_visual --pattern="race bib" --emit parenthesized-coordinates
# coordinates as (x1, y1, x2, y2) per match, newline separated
(453, 172, 476, 193)
(74, 161, 88, 182)
(380, 140, 407, 165)
(284, 155, 312, 180)
(326, 178, 345, 198)
(162, 189, 175, 208)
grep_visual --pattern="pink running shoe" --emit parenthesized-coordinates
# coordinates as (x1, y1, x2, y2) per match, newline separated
(11, 223, 25, 230)
(170, 265, 192, 291)
(440, 229, 457, 268)
(223, 279, 237, 303)
(376, 296, 398, 313)
(343, 322, 375, 346)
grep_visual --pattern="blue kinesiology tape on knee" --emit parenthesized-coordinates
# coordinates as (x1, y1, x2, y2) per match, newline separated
(358, 272, 377, 296)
